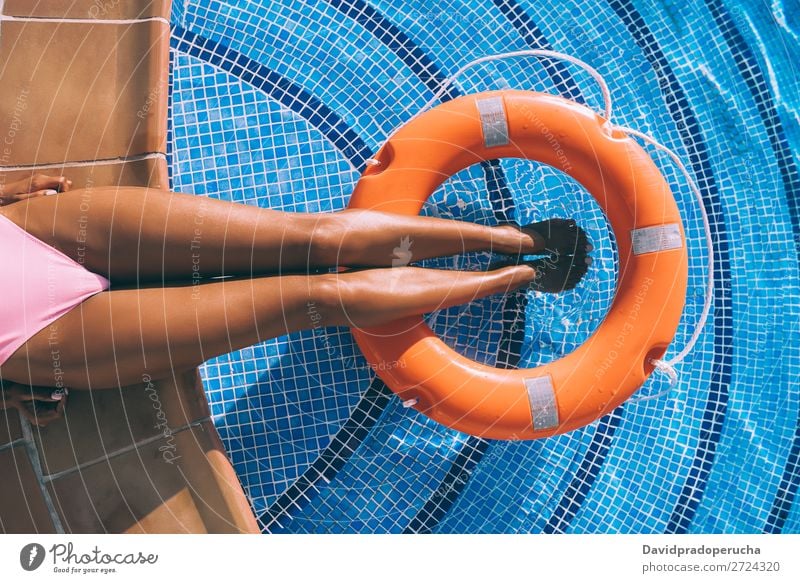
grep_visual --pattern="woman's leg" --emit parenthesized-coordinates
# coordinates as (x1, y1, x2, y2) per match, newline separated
(0, 186, 540, 283)
(0, 265, 536, 390)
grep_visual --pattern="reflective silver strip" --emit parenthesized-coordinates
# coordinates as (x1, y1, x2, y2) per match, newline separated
(631, 223, 683, 255)
(525, 375, 559, 431)
(476, 96, 509, 148)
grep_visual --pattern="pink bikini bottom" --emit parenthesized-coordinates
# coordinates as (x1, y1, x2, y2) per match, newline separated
(0, 212, 110, 367)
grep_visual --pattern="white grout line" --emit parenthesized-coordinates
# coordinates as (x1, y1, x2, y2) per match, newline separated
(42, 417, 211, 483)
(19, 417, 66, 533)
(0, 151, 166, 172)
(0, 15, 169, 26)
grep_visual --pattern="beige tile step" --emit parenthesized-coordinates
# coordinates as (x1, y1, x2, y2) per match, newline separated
(0, 19, 169, 167)
(33, 369, 210, 478)
(48, 422, 259, 533)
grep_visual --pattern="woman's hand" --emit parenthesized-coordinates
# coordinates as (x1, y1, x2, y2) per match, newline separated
(0, 174, 72, 206)
(0, 382, 69, 427)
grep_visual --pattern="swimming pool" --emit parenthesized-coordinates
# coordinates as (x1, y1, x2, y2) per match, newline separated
(166, 0, 799, 533)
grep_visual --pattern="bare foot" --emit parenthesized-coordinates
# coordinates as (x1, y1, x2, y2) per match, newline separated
(528, 253, 591, 292)
(517, 218, 592, 256)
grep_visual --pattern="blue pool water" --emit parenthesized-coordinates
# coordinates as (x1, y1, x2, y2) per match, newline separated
(166, 0, 799, 533)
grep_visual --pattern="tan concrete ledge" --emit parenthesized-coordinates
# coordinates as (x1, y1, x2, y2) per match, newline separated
(0, 155, 169, 191)
(47, 421, 260, 533)
(0, 19, 169, 166)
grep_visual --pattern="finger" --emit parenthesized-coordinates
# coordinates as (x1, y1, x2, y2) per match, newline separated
(50, 388, 68, 401)
(18, 190, 57, 201)
(60, 177, 73, 192)
(30, 174, 68, 193)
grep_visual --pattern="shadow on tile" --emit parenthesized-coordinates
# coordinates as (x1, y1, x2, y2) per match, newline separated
(48, 422, 258, 533)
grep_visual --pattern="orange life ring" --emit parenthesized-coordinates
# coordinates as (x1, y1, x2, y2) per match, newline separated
(347, 90, 688, 440)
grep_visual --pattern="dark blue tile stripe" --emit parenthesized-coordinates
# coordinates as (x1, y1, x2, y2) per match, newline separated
(701, 0, 800, 533)
(767, 424, 800, 533)
(404, 290, 528, 533)
(324, 0, 512, 218)
(544, 412, 624, 533)
(603, 0, 733, 534)
(170, 26, 373, 169)
(326, 0, 457, 100)
(703, 2, 800, 248)
(490, 0, 586, 104)
(326, 0, 516, 228)
(405, 437, 490, 533)
(258, 378, 394, 532)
